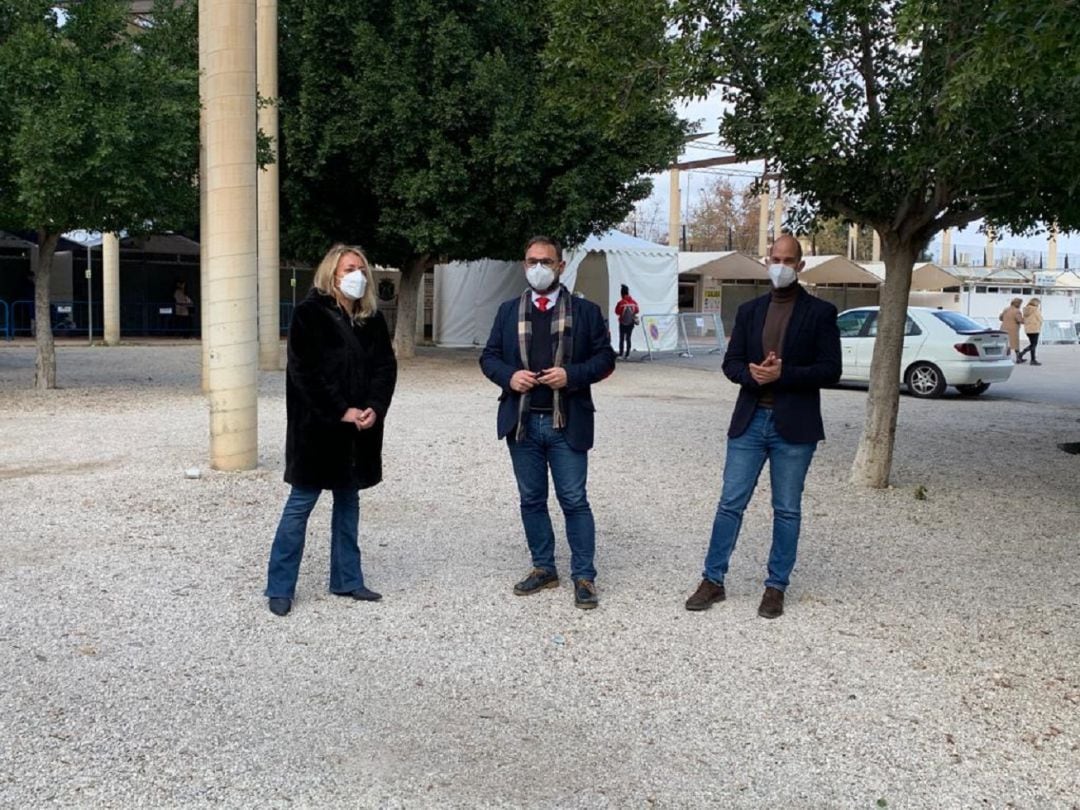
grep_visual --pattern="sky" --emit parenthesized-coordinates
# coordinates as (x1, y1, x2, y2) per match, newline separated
(638, 95, 1080, 266)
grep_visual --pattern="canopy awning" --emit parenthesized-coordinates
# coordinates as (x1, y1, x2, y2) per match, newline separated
(799, 255, 881, 285)
(859, 261, 962, 290)
(678, 251, 768, 280)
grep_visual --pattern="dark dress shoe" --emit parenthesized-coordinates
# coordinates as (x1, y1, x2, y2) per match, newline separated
(513, 568, 559, 595)
(334, 587, 382, 602)
(574, 579, 599, 609)
(268, 597, 292, 616)
(685, 579, 726, 611)
(758, 587, 785, 619)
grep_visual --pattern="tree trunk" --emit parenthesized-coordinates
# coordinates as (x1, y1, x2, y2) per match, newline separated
(849, 236, 918, 488)
(33, 230, 61, 390)
(392, 254, 430, 359)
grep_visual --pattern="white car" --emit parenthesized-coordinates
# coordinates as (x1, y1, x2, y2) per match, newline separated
(836, 306, 1014, 398)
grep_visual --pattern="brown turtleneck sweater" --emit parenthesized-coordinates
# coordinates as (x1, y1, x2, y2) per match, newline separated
(757, 283, 798, 407)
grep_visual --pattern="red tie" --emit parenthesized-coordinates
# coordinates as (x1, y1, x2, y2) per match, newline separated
(537, 296, 549, 312)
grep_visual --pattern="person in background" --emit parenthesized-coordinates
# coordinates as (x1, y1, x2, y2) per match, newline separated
(1017, 298, 1043, 366)
(480, 236, 616, 610)
(998, 298, 1024, 362)
(614, 284, 640, 359)
(173, 280, 194, 337)
(264, 243, 397, 617)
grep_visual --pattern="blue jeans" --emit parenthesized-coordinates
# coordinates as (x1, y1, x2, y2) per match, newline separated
(507, 411, 597, 582)
(703, 408, 817, 591)
(265, 486, 365, 599)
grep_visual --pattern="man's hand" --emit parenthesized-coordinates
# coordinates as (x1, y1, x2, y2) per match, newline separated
(342, 407, 364, 424)
(749, 351, 782, 385)
(510, 369, 538, 393)
(536, 367, 568, 389)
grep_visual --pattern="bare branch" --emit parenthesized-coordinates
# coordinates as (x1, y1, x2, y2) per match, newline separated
(859, 20, 880, 125)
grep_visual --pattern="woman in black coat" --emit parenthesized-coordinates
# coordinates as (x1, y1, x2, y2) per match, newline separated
(265, 244, 397, 616)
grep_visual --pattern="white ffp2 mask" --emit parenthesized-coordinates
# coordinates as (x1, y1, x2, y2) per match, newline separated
(525, 263, 556, 292)
(767, 263, 797, 289)
(339, 270, 368, 300)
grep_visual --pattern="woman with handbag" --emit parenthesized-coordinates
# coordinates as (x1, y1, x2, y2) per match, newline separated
(264, 244, 398, 616)
(614, 284, 640, 359)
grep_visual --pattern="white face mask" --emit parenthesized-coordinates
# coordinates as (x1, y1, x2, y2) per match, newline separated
(338, 269, 368, 300)
(525, 262, 557, 292)
(767, 263, 798, 289)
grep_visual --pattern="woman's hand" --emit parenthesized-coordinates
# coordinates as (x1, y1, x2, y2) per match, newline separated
(356, 408, 377, 430)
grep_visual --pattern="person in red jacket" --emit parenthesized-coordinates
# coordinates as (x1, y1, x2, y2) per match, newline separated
(614, 285, 640, 359)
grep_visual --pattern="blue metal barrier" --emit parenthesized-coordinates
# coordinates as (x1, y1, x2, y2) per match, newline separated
(0, 299, 9, 341)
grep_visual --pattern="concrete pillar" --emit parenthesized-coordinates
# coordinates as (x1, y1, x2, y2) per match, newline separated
(848, 224, 858, 260)
(772, 181, 783, 240)
(872, 229, 881, 262)
(668, 170, 680, 249)
(202, 0, 259, 471)
(757, 189, 769, 259)
(985, 228, 996, 268)
(415, 271, 426, 343)
(199, 0, 210, 391)
(941, 228, 952, 266)
(102, 233, 121, 345)
(1048, 223, 1059, 269)
(256, 0, 280, 370)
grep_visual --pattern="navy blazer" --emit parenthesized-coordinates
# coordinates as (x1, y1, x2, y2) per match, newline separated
(480, 292, 616, 452)
(723, 285, 841, 443)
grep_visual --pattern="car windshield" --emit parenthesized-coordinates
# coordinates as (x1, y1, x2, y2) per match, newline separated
(932, 310, 993, 333)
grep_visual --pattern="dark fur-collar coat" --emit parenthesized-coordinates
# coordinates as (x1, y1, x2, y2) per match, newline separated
(284, 288, 397, 490)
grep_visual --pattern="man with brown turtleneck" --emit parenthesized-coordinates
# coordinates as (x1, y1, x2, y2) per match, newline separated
(685, 234, 842, 619)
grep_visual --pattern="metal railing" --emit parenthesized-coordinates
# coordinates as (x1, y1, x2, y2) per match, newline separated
(2, 299, 300, 338)
(640, 311, 726, 360)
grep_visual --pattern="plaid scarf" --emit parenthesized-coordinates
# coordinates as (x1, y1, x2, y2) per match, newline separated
(515, 285, 573, 440)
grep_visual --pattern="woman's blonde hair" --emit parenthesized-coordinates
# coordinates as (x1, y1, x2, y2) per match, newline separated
(312, 243, 378, 321)
(1027, 297, 1040, 306)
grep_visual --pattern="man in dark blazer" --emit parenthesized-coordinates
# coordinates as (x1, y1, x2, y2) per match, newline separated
(685, 234, 841, 619)
(480, 236, 616, 609)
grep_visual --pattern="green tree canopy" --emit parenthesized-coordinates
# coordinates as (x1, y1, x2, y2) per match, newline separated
(278, 0, 686, 356)
(0, 0, 199, 388)
(667, 0, 1080, 486)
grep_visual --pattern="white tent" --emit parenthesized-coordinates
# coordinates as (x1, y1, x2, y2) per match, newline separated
(434, 230, 678, 350)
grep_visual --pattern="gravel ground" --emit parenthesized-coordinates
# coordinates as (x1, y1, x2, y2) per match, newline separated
(1, 340, 1078, 809)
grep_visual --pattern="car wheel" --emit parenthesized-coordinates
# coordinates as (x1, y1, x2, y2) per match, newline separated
(956, 382, 990, 396)
(905, 362, 946, 398)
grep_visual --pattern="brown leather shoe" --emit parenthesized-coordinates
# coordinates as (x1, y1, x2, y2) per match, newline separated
(758, 587, 784, 619)
(685, 579, 726, 611)
(513, 568, 559, 595)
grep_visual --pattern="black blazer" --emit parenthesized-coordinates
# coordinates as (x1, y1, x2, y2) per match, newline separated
(723, 285, 841, 443)
(480, 292, 616, 452)
(284, 289, 397, 490)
